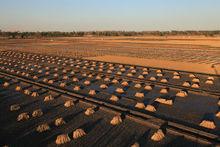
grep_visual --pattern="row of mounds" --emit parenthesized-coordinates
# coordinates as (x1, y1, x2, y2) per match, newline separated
(0, 51, 218, 92)
(4, 77, 220, 131)
(2, 63, 219, 132)
(1, 77, 199, 146)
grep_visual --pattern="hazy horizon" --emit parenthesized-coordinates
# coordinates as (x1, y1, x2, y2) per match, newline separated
(0, 0, 220, 32)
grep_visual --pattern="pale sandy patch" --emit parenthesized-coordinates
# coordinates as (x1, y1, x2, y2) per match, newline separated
(85, 55, 220, 75)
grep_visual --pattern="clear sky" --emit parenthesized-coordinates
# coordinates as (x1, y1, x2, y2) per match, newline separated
(0, 0, 220, 31)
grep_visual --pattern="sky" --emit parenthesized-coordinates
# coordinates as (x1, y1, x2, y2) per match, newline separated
(0, 0, 220, 31)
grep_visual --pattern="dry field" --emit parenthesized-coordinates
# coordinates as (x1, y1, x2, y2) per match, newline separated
(0, 36, 220, 74)
(0, 51, 219, 146)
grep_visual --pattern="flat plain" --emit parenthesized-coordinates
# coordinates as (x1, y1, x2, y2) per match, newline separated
(1, 36, 220, 74)
(0, 36, 220, 146)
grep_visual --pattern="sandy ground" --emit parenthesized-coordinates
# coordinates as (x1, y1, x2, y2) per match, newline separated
(0, 36, 220, 74)
(86, 55, 220, 75)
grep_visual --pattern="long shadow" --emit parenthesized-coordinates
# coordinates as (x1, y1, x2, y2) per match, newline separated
(16, 110, 84, 146)
(138, 129, 151, 146)
(122, 133, 137, 147)
(165, 136, 201, 147)
(78, 118, 103, 133)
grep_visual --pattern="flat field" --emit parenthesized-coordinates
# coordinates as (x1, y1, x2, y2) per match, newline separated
(0, 36, 220, 74)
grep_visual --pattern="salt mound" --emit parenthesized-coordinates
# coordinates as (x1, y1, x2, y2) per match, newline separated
(116, 71, 122, 75)
(73, 86, 80, 91)
(142, 67, 148, 71)
(160, 78, 168, 83)
(60, 82, 66, 87)
(182, 81, 191, 87)
(199, 120, 216, 129)
(192, 78, 200, 83)
(155, 98, 173, 105)
(156, 69, 162, 73)
(207, 76, 214, 81)
(44, 95, 54, 102)
(17, 112, 29, 121)
(48, 80, 54, 84)
(89, 90, 96, 95)
(116, 88, 124, 94)
(134, 83, 142, 88)
(45, 66, 50, 70)
(3, 82, 10, 87)
(144, 85, 153, 91)
(84, 107, 95, 116)
(110, 115, 122, 125)
(100, 84, 108, 89)
(119, 65, 124, 68)
(96, 75, 102, 80)
(21, 72, 26, 76)
(107, 70, 112, 73)
(64, 100, 74, 108)
(104, 77, 110, 82)
(84, 80, 90, 85)
(121, 81, 129, 86)
(88, 74, 93, 78)
(32, 109, 43, 117)
(216, 111, 220, 118)
(112, 79, 119, 84)
(63, 75, 69, 80)
(145, 105, 156, 112)
(191, 83, 200, 88)
(72, 77, 79, 82)
(130, 66, 135, 69)
(73, 128, 86, 139)
(160, 88, 169, 94)
(205, 80, 214, 85)
(131, 142, 140, 147)
(149, 77, 156, 81)
(135, 92, 144, 98)
(110, 95, 119, 102)
(10, 104, 20, 111)
(109, 66, 114, 70)
(15, 86, 22, 91)
(151, 129, 165, 141)
(157, 73, 163, 77)
(138, 75, 144, 79)
(135, 102, 145, 109)
(31, 92, 39, 97)
(55, 117, 66, 126)
(24, 89, 31, 95)
(131, 69, 136, 73)
(142, 71, 149, 75)
(43, 78, 48, 83)
(173, 71, 180, 76)
(176, 90, 188, 97)
(127, 73, 133, 77)
(56, 134, 71, 145)
(62, 69, 67, 73)
(36, 123, 50, 133)
(189, 74, 196, 78)
(120, 68, 126, 72)
(53, 73, 58, 77)
(173, 75, 181, 79)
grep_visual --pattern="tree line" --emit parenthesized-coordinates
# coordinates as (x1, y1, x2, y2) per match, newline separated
(0, 30, 220, 38)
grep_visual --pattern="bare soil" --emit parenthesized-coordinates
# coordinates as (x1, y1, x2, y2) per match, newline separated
(0, 36, 220, 74)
